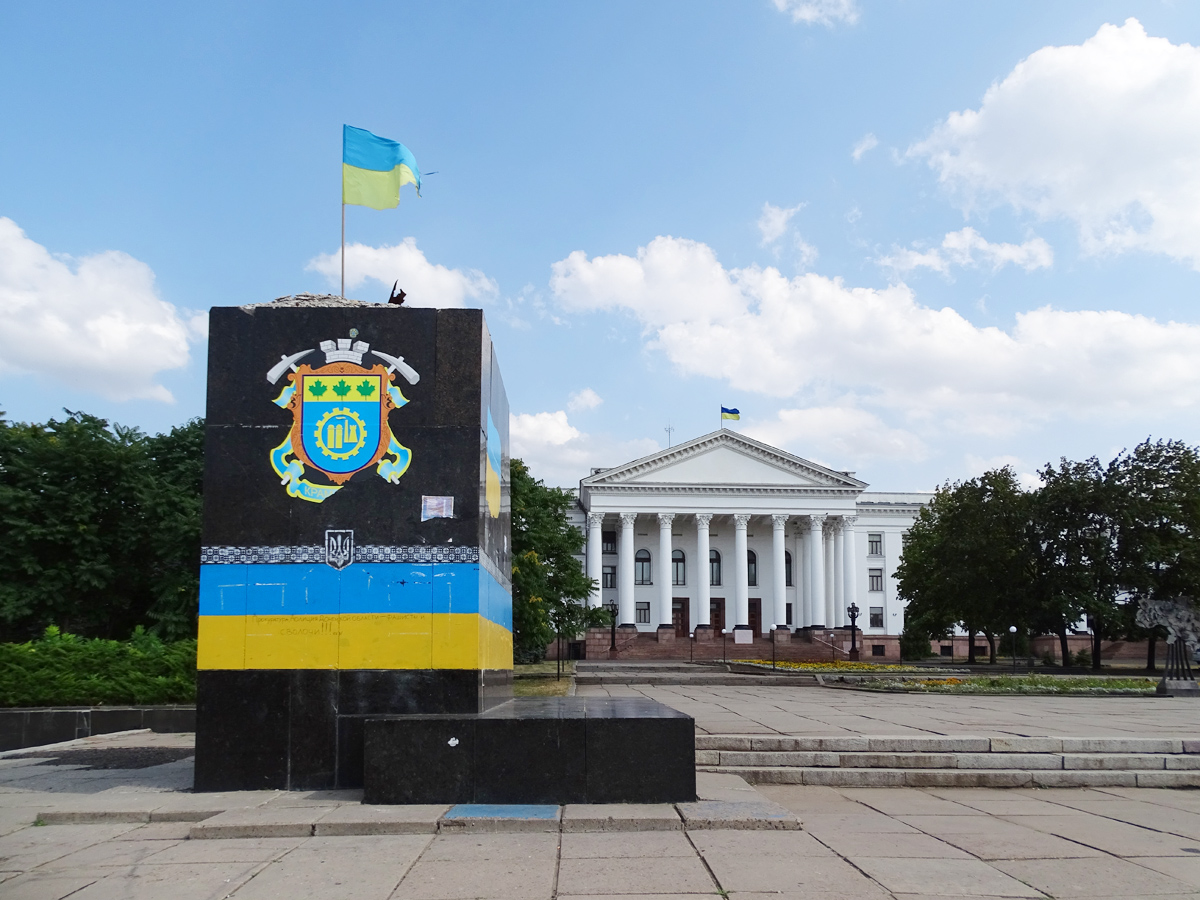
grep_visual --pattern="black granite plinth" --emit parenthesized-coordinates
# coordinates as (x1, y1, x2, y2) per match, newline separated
(362, 697, 695, 805)
(194, 668, 513, 791)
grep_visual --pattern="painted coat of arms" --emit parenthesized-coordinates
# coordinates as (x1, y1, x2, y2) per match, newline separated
(266, 334, 418, 503)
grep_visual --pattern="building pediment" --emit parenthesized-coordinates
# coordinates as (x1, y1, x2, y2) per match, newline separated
(582, 429, 867, 492)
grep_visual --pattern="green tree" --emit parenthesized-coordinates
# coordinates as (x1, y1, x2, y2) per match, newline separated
(896, 468, 1033, 664)
(0, 411, 204, 641)
(1110, 439, 1200, 660)
(1030, 457, 1121, 670)
(140, 419, 205, 639)
(510, 458, 602, 662)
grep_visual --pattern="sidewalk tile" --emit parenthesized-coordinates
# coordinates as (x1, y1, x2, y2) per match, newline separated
(420, 832, 561, 861)
(690, 830, 834, 857)
(68, 861, 265, 899)
(561, 803, 681, 832)
(315, 804, 447, 835)
(557, 855, 715, 895)
(994, 856, 1197, 897)
(854, 857, 1045, 897)
(393, 856, 556, 900)
(560, 831, 696, 858)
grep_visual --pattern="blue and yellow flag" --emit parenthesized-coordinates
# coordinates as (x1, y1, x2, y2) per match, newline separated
(721, 407, 740, 421)
(343, 125, 421, 209)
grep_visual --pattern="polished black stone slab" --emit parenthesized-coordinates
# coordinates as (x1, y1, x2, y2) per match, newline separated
(194, 668, 512, 792)
(362, 697, 695, 804)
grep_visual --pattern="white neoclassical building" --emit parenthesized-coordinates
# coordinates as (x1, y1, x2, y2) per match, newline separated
(566, 430, 930, 641)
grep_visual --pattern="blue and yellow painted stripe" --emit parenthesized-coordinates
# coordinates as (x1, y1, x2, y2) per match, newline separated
(343, 124, 421, 209)
(197, 562, 512, 671)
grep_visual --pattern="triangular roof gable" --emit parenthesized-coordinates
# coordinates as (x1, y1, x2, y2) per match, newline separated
(582, 429, 867, 490)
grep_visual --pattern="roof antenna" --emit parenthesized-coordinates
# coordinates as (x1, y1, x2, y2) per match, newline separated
(664, 422, 675, 448)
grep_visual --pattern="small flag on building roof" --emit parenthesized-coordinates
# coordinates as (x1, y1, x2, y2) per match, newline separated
(721, 407, 740, 421)
(342, 125, 421, 209)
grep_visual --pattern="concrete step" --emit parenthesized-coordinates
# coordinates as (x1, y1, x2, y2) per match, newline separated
(576, 673, 817, 686)
(700, 765, 1200, 789)
(698, 749, 1200, 771)
(576, 663, 728, 673)
(695, 735, 1200, 754)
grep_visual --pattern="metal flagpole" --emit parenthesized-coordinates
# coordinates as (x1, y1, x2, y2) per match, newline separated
(340, 203, 345, 299)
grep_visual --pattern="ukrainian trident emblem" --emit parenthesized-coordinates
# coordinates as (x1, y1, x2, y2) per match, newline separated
(265, 334, 418, 503)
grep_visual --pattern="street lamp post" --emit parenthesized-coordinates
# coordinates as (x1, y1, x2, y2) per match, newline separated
(689, 632, 694, 663)
(607, 600, 618, 652)
(846, 603, 860, 661)
(1009, 625, 1018, 675)
(721, 629, 727, 666)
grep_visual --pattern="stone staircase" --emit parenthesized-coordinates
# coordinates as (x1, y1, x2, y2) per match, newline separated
(696, 734, 1200, 788)
(575, 662, 819, 687)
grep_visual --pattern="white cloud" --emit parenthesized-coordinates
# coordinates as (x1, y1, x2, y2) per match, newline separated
(964, 454, 1041, 491)
(757, 202, 804, 245)
(550, 234, 1200, 437)
(773, 0, 858, 26)
(306, 238, 497, 307)
(851, 133, 878, 162)
(511, 409, 658, 487)
(794, 236, 819, 270)
(0, 217, 197, 402)
(910, 19, 1200, 268)
(879, 227, 1053, 275)
(745, 406, 928, 464)
(567, 387, 603, 411)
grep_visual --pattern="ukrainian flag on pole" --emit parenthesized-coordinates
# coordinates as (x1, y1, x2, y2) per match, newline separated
(721, 406, 740, 421)
(343, 125, 421, 209)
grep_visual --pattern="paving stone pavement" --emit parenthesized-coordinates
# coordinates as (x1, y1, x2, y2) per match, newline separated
(3, 747, 1200, 898)
(3, 685, 1200, 899)
(574, 683, 1200, 737)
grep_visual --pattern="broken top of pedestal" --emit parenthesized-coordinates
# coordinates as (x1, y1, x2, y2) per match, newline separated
(240, 292, 379, 310)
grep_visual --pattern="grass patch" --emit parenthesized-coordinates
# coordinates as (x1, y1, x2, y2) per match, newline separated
(854, 674, 1158, 694)
(514, 660, 575, 678)
(513, 676, 572, 697)
(0, 627, 196, 707)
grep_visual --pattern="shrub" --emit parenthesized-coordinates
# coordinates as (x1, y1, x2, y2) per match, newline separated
(0, 626, 196, 707)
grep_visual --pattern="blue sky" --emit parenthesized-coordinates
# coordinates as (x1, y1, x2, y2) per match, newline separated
(4, 1, 1200, 489)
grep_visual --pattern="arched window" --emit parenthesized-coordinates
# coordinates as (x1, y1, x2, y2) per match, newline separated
(635, 549, 652, 585)
(785, 551, 792, 587)
(672, 549, 685, 586)
(747, 549, 758, 587)
(709, 549, 721, 586)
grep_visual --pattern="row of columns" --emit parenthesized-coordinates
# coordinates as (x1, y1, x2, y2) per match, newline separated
(585, 512, 858, 631)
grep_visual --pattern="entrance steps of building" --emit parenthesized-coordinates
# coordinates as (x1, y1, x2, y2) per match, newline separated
(575, 661, 819, 686)
(695, 734, 1200, 788)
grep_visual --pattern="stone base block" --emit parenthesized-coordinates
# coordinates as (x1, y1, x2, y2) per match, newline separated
(655, 626, 675, 643)
(770, 628, 791, 644)
(692, 626, 714, 642)
(363, 697, 695, 805)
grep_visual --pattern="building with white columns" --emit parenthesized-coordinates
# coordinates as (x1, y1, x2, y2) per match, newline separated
(566, 430, 929, 643)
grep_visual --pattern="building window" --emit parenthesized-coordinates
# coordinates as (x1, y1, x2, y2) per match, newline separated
(747, 550, 757, 587)
(940, 645, 953, 657)
(602, 530, 616, 553)
(710, 549, 721, 586)
(785, 602, 793, 626)
(785, 551, 792, 587)
(868, 568, 884, 592)
(635, 549, 652, 585)
(635, 602, 651, 624)
(602, 565, 616, 589)
(868, 533, 883, 556)
(871, 645, 886, 657)
(869, 607, 883, 629)
(672, 549, 685, 586)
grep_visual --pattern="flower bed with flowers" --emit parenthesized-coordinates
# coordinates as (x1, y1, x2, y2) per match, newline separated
(849, 674, 1157, 694)
(732, 659, 947, 674)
